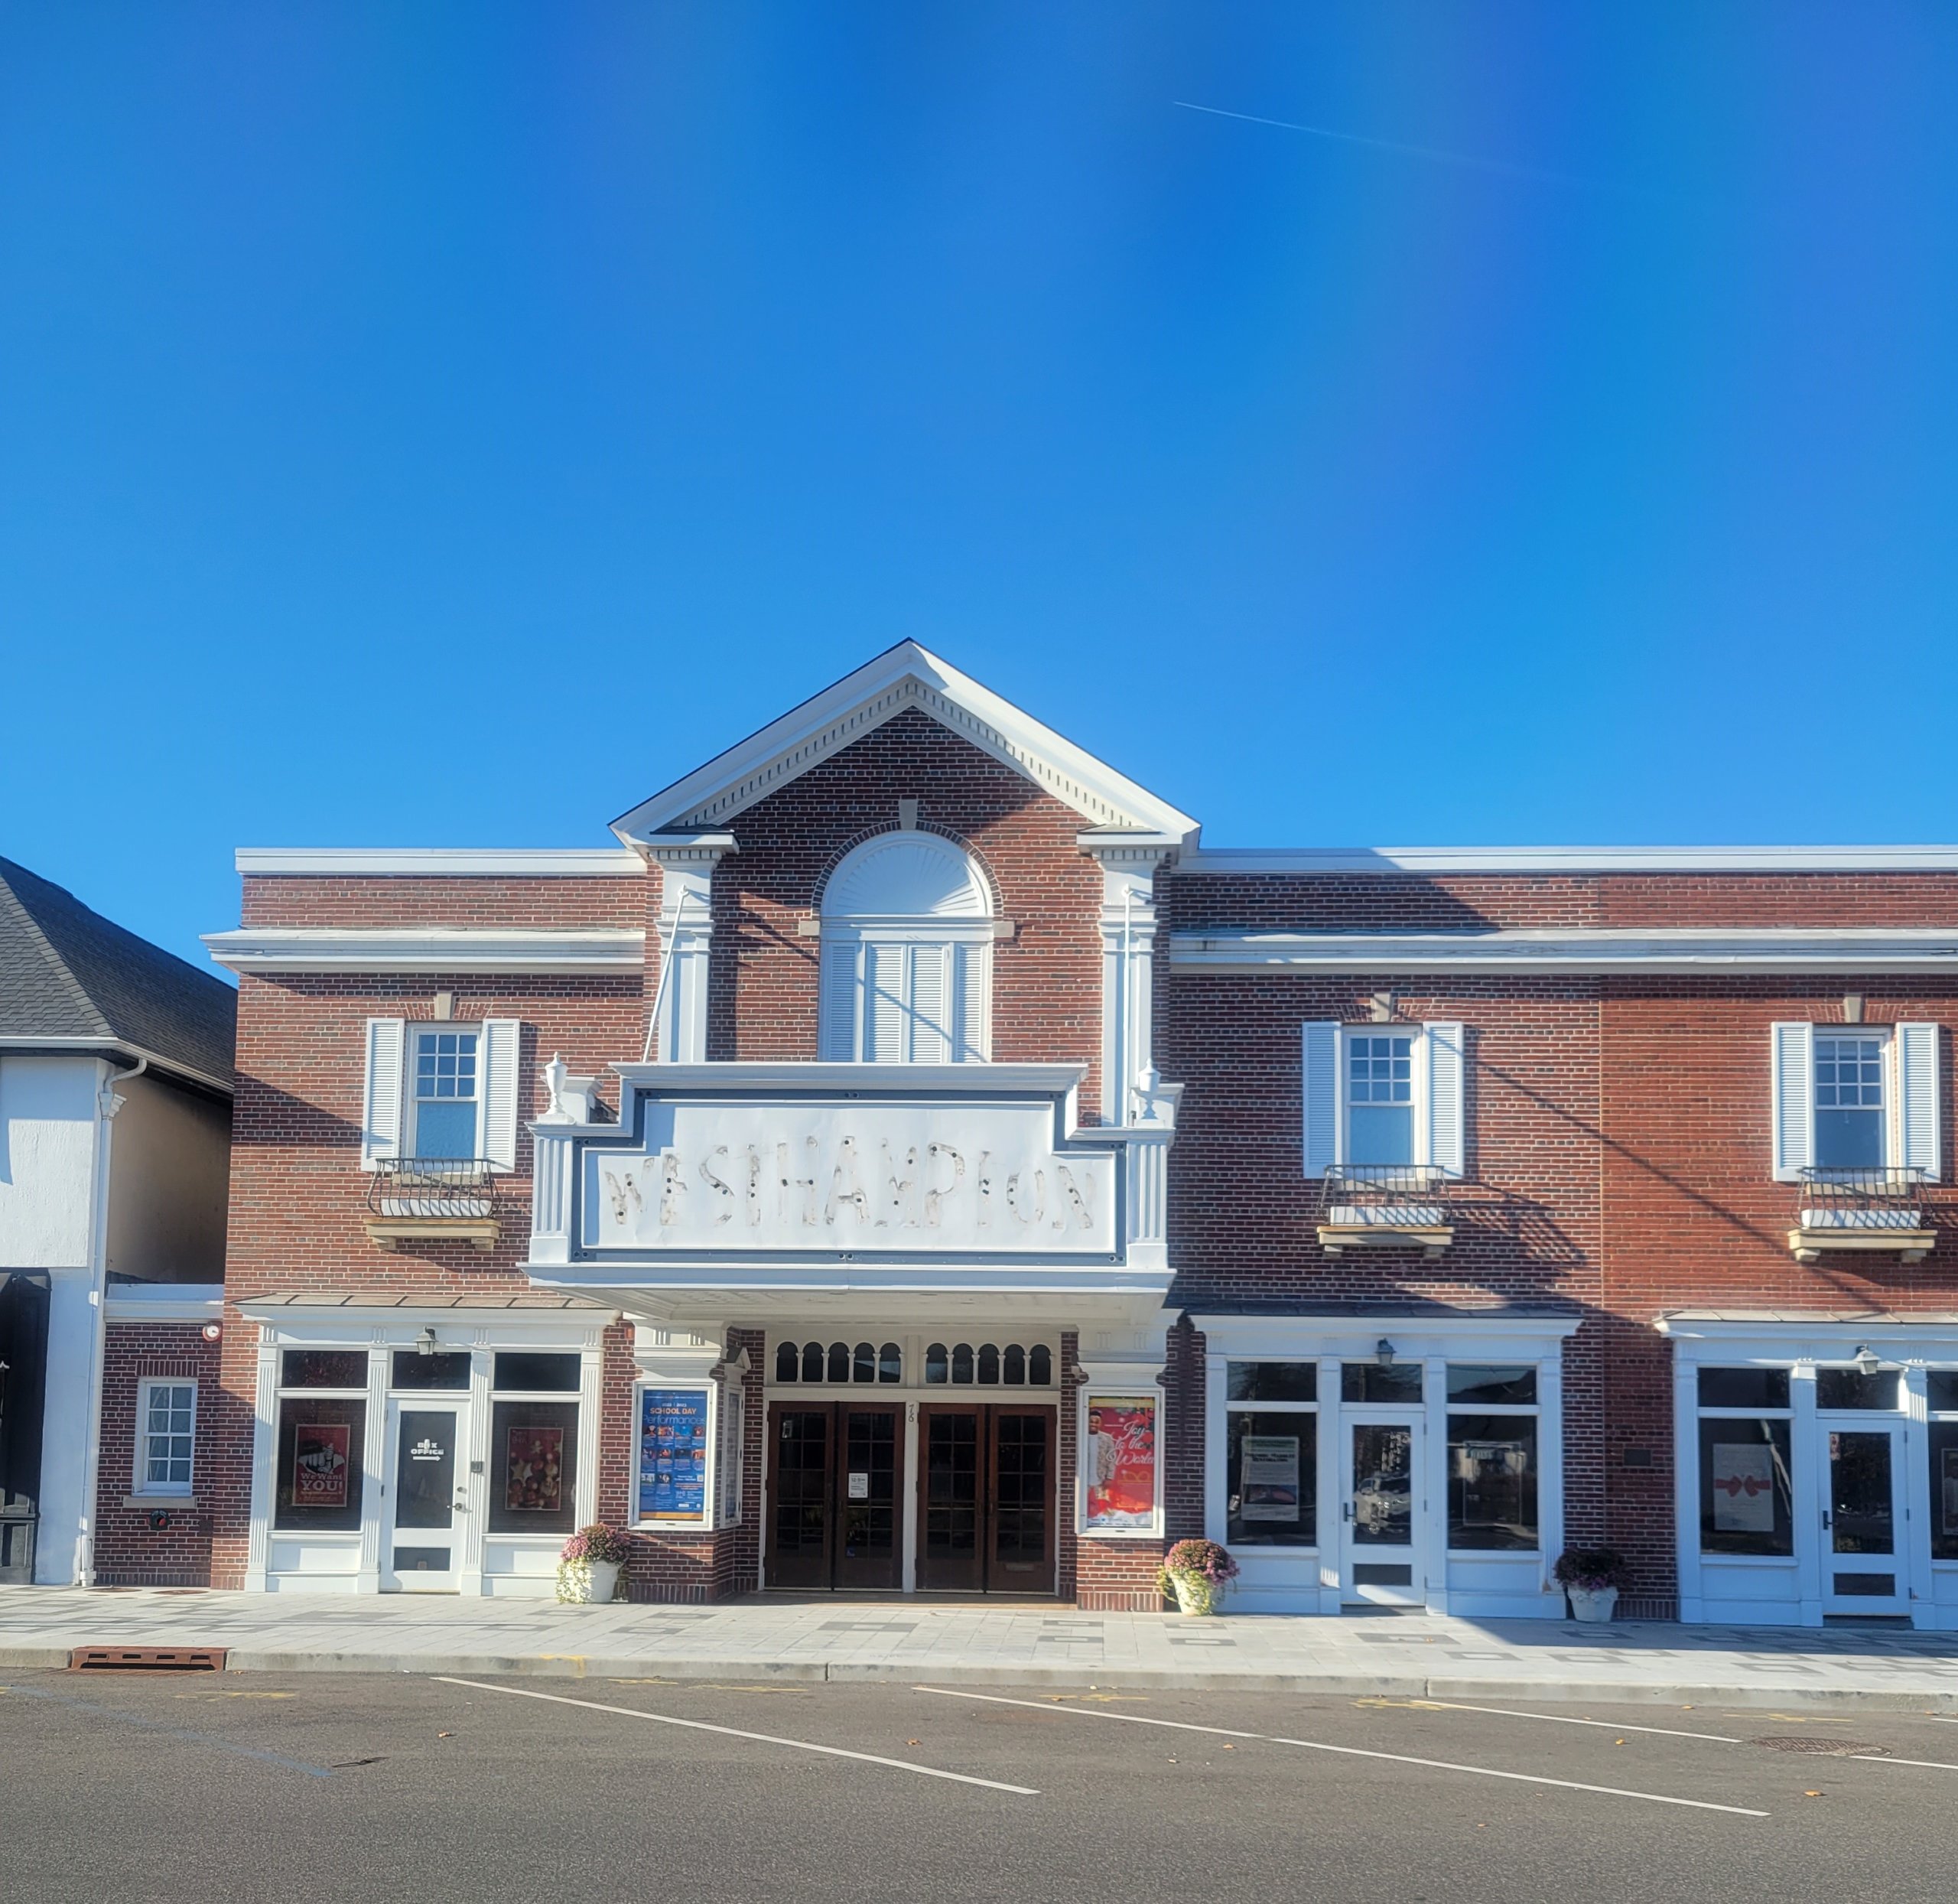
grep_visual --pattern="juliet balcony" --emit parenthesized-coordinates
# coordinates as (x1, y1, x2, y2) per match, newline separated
(1316, 1165, 1465, 1258)
(363, 1157, 503, 1253)
(1787, 1167, 1937, 1265)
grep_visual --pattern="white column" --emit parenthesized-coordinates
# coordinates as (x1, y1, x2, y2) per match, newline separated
(645, 834, 736, 1064)
(1080, 833, 1176, 1125)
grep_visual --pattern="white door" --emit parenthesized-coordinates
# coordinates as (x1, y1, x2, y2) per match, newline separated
(380, 1401, 467, 1592)
(1342, 1416, 1425, 1606)
(1819, 1422, 1909, 1616)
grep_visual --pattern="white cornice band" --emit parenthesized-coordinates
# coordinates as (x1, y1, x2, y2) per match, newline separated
(1179, 845, 1958, 875)
(236, 848, 646, 877)
(204, 928, 646, 974)
(1170, 927, 1958, 975)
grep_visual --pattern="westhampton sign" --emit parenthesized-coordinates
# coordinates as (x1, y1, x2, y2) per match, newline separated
(580, 1098, 1117, 1257)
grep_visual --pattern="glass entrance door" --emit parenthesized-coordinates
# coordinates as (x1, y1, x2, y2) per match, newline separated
(765, 1404, 903, 1590)
(766, 1407, 833, 1590)
(834, 1408, 901, 1590)
(1342, 1417, 1423, 1606)
(918, 1407, 1055, 1593)
(1821, 1424, 1909, 1614)
(919, 1408, 983, 1592)
(380, 1402, 464, 1591)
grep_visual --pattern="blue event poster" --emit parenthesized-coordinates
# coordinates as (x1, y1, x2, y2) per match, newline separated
(638, 1388, 709, 1520)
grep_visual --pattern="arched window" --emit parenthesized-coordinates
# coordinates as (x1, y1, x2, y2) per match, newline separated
(827, 1342, 851, 1384)
(1029, 1345, 1052, 1385)
(925, 1343, 949, 1384)
(951, 1343, 975, 1384)
(977, 1343, 1000, 1385)
(1003, 1344, 1026, 1386)
(853, 1342, 877, 1384)
(776, 1342, 799, 1383)
(879, 1343, 902, 1384)
(802, 1342, 825, 1384)
(818, 831, 992, 1063)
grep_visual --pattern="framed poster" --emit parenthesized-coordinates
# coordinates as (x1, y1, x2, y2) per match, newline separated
(292, 1422, 351, 1509)
(1710, 1442, 1774, 1532)
(504, 1425, 564, 1515)
(1239, 1434, 1301, 1524)
(1085, 1393, 1158, 1531)
(638, 1388, 710, 1522)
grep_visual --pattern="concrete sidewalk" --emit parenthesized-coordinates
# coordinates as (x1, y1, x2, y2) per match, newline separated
(11, 1587, 1958, 1710)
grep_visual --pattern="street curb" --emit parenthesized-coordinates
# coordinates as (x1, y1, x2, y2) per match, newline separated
(10, 1642, 1958, 1711)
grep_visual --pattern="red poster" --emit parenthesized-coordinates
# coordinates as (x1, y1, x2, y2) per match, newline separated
(505, 1426, 564, 1515)
(1085, 1395, 1156, 1530)
(292, 1423, 351, 1509)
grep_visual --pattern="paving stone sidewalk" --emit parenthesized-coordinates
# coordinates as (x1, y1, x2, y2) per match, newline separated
(11, 1587, 1958, 1709)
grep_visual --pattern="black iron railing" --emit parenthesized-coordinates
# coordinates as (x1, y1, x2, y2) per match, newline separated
(1317, 1164, 1462, 1225)
(366, 1157, 498, 1221)
(1796, 1166, 1927, 1231)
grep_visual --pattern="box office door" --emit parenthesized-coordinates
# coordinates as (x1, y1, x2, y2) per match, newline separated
(1820, 1423, 1910, 1616)
(380, 1401, 465, 1593)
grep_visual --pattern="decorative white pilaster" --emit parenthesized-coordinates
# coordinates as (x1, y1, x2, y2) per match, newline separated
(1080, 831, 1178, 1125)
(643, 832, 736, 1064)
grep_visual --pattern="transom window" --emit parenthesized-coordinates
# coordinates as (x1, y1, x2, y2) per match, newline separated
(1346, 1033, 1415, 1167)
(1814, 1034, 1885, 1170)
(413, 1030, 480, 1160)
(925, 1342, 1053, 1386)
(773, 1340, 902, 1385)
(138, 1380, 196, 1495)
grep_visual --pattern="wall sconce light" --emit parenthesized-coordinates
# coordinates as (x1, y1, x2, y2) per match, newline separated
(1376, 1338, 1396, 1369)
(1854, 1344, 1882, 1378)
(416, 1326, 437, 1358)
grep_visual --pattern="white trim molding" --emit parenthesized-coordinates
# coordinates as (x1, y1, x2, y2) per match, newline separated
(204, 928, 646, 974)
(235, 848, 646, 877)
(611, 641, 1198, 843)
(105, 1284, 223, 1324)
(1179, 845, 1958, 875)
(1171, 927, 1958, 975)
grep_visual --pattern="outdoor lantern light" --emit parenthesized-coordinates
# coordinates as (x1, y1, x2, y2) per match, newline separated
(1376, 1338, 1396, 1369)
(416, 1326, 437, 1357)
(1855, 1344, 1882, 1378)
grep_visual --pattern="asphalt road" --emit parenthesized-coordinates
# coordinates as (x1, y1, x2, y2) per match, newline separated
(4, 1668, 1956, 1902)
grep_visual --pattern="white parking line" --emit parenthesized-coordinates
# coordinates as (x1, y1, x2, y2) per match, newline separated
(1852, 1754, 1958, 1772)
(1358, 1696, 1741, 1743)
(914, 1688, 1766, 1817)
(432, 1677, 1038, 1795)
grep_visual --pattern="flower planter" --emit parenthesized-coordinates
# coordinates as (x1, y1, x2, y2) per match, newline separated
(1566, 1584, 1619, 1623)
(555, 1557, 621, 1605)
(1169, 1572, 1221, 1616)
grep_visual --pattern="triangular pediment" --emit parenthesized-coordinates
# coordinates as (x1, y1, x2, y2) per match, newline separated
(611, 643, 1198, 845)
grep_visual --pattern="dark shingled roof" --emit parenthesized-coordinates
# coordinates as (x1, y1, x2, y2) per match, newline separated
(0, 858, 235, 1090)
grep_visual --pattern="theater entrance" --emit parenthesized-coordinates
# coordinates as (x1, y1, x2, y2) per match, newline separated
(916, 1405, 1055, 1594)
(764, 1402, 903, 1590)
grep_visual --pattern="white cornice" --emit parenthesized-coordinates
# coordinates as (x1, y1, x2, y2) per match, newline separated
(1170, 927, 1958, 975)
(610, 643, 1199, 844)
(204, 928, 646, 974)
(236, 848, 646, 877)
(609, 1059, 1088, 1095)
(105, 1285, 223, 1323)
(1179, 845, 1958, 875)
(0, 1037, 233, 1096)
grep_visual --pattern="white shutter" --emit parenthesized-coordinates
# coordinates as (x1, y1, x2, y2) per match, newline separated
(909, 942, 950, 1063)
(480, 1017, 522, 1172)
(359, 1018, 406, 1169)
(818, 937, 859, 1060)
(1423, 1021, 1466, 1180)
(866, 942, 906, 1063)
(1301, 1021, 1340, 1179)
(955, 940, 988, 1062)
(1771, 1021, 1815, 1182)
(1896, 1021, 1941, 1182)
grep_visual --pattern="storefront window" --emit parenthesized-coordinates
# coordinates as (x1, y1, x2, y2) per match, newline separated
(489, 1399, 578, 1535)
(1929, 1420, 1958, 1562)
(1228, 1362, 1317, 1402)
(1342, 1362, 1423, 1404)
(1699, 1366, 1790, 1409)
(391, 1350, 471, 1391)
(493, 1352, 580, 1393)
(1815, 1368, 1900, 1411)
(1447, 1365, 1537, 1407)
(1225, 1408, 1316, 1547)
(273, 1396, 366, 1531)
(281, 1349, 368, 1389)
(1697, 1414, 1794, 1556)
(1448, 1416, 1538, 1551)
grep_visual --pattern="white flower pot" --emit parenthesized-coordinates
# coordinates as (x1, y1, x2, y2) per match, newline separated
(555, 1557, 622, 1604)
(1169, 1573, 1221, 1616)
(1566, 1584, 1619, 1623)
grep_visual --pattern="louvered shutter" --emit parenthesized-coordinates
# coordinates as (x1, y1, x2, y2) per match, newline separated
(1423, 1021, 1466, 1179)
(955, 940, 988, 1061)
(1301, 1021, 1340, 1179)
(1896, 1021, 1941, 1182)
(1771, 1021, 1814, 1183)
(480, 1017, 522, 1172)
(909, 942, 950, 1063)
(818, 937, 860, 1060)
(360, 1018, 406, 1168)
(866, 942, 906, 1063)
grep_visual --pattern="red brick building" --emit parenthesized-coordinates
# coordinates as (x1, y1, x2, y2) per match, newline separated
(193, 646, 1958, 1625)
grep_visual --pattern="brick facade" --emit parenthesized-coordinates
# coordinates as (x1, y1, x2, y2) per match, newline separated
(95, 1322, 222, 1588)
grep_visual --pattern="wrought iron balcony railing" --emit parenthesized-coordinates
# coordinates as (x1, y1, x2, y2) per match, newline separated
(1789, 1167, 1934, 1264)
(1316, 1165, 1464, 1256)
(364, 1159, 500, 1249)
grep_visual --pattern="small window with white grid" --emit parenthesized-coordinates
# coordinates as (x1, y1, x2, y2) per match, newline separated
(136, 1379, 197, 1496)
(1346, 1032, 1416, 1167)
(1814, 1033, 1886, 1170)
(412, 1029, 481, 1160)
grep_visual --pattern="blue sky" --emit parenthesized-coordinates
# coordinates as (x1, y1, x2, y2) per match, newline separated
(4, 5, 1955, 968)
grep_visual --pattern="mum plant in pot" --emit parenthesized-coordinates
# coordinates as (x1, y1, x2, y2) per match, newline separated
(1157, 1538, 1239, 1616)
(1553, 1545, 1631, 1622)
(555, 1522, 630, 1605)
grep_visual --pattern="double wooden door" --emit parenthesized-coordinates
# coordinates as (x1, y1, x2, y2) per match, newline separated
(916, 1405, 1054, 1594)
(766, 1403, 902, 1590)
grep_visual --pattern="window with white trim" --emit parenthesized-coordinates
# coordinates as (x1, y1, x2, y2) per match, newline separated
(135, 1378, 197, 1496)
(412, 1029, 480, 1160)
(1813, 1034, 1885, 1170)
(1770, 1020, 1943, 1181)
(359, 1016, 522, 1172)
(1301, 1020, 1465, 1179)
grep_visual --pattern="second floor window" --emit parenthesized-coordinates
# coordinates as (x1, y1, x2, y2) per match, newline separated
(413, 1030, 480, 1159)
(1772, 1020, 1942, 1183)
(1347, 1033, 1416, 1166)
(1813, 1034, 1885, 1170)
(1301, 1020, 1465, 1180)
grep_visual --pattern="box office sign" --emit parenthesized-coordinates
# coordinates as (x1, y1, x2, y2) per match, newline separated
(581, 1098, 1117, 1257)
(639, 1388, 710, 1522)
(1085, 1394, 1157, 1532)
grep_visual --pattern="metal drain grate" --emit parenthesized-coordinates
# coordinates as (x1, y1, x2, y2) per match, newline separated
(69, 1646, 227, 1672)
(1751, 1736, 1888, 1756)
